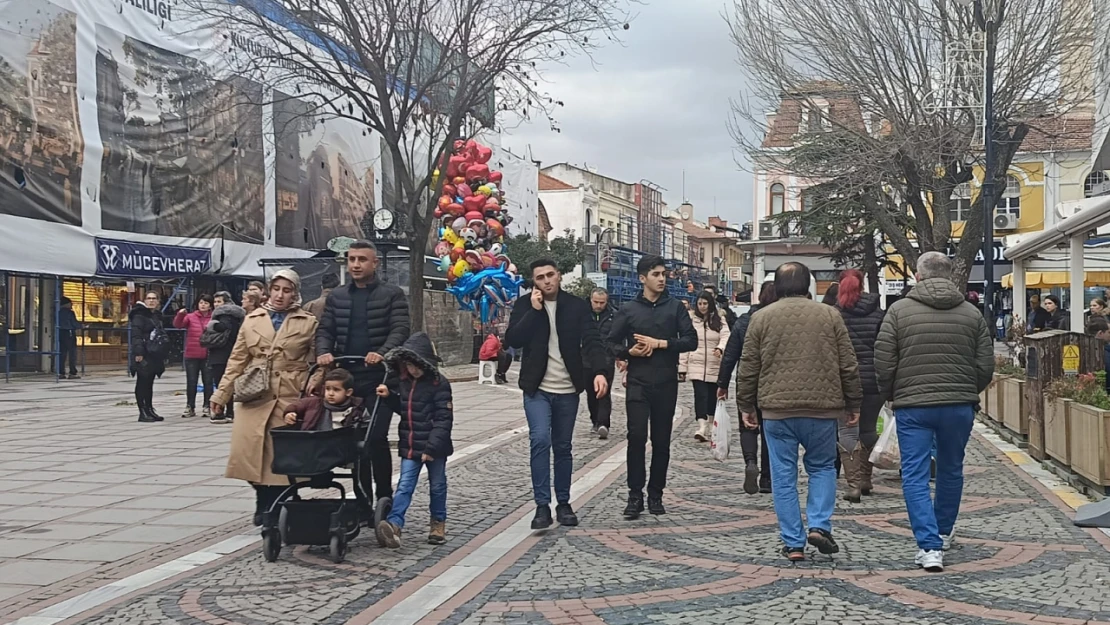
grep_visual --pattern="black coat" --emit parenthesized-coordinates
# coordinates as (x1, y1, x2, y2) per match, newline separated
(837, 293, 886, 396)
(606, 292, 698, 386)
(128, 304, 165, 377)
(316, 279, 410, 360)
(591, 304, 617, 373)
(505, 290, 608, 395)
(200, 303, 245, 366)
(716, 304, 764, 389)
(1048, 309, 1071, 331)
(382, 333, 453, 460)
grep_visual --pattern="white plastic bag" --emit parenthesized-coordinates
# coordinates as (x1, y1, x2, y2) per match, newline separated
(869, 405, 900, 470)
(711, 401, 731, 462)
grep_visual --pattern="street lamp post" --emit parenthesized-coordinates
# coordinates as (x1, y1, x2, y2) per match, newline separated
(591, 225, 613, 273)
(956, 0, 998, 331)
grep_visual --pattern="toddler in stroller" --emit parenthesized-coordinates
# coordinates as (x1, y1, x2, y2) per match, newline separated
(284, 368, 365, 430)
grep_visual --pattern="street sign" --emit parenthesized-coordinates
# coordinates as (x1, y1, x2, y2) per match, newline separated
(586, 272, 608, 290)
(1063, 344, 1080, 375)
(727, 267, 744, 282)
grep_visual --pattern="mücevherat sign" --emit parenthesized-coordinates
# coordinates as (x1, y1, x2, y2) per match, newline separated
(95, 238, 211, 277)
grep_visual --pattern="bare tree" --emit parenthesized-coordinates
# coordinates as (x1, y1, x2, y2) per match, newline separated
(184, 0, 631, 330)
(729, 0, 1091, 287)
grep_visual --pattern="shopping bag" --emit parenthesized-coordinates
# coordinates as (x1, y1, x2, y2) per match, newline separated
(711, 401, 731, 462)
(869, 404, 900, 470)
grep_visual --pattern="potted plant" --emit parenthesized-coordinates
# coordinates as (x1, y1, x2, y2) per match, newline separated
(996, 356, 1026, 436)
(1063, 373, 1110, 486)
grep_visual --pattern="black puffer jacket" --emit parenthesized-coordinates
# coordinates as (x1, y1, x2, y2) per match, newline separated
(382, 333, 454, 460)
(128, 304, 166, 377)
(200, 303, 245, 366)
(716, 304, 764, 389)
(316, 279, 410, 358)
(591, 304, 617, 372)
(837, 293, 886, 396)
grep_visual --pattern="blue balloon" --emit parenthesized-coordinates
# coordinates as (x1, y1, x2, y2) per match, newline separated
(447, 267, 523, 317)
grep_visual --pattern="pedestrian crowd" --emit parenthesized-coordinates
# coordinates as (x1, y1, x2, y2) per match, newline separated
(116, 239, 993, 569)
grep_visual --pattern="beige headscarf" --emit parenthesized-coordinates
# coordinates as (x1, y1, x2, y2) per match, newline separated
(263, 269, 302, 312)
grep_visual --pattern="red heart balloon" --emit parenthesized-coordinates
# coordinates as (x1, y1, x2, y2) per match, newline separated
(476, 145, 493, 164)
(464, 195, 486, 212)
(466, 163, 491, 183)
(446, 203, 465, 217)
(464, 210, 484, 222)
(457, 184, 473, 198)
(488, 171, 503, 184)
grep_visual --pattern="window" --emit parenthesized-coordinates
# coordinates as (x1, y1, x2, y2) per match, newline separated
(584, 209, 592, 242)
(995, 175, 1020, 218)
(799, 105, 829, 133)
(770, 183, 785, 215)
(1085, 171, 1109, 198)
(801, 191, 815, 212)
(948, 182, 972, 223)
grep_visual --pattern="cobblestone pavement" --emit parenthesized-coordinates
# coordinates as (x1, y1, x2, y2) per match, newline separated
(5, 377, 1110, 625)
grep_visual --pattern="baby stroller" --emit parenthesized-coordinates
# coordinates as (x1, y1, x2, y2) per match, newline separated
(262, 356, 392, 563)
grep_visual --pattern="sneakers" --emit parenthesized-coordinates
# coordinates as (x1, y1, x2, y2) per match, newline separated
(781, 546, 806, 562)
(377, 521, 402, 548)
(530, 505, 553, 530)
(428, 520, 446, 545)
(597, 425, 609, 440)
(941, 529, 956, 551)
(590, 424, 598, 433)
(555, 503, 578, 526)
(202, 405, 211, 418)
(694, 420, 709, 442)
(743, 463, 759, 495)
(807, 528, 839, 555)
(623, 492, 644, 520)
(210, 414, 228, 424)
(915, 549, 944, 572)
(758, 477, 772, 494)
(647, 495, 666, 515)
(182, 407, 196, 418)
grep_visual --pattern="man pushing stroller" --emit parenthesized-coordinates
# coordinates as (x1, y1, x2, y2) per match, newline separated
(374, 332, 454, 547)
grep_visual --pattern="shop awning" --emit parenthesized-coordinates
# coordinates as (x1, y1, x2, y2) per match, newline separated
(1001, 271, 1110, 288)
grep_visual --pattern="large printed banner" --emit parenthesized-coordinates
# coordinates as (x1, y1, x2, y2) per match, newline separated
(0, 0, 538, 278)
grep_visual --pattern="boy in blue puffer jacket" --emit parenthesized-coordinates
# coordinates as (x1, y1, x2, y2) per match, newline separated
(374, 332, 454, 547)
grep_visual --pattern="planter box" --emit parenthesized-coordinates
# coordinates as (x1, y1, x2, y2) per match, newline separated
(1044, 397, 1072, 466)
(985, 374, 1006, 421)
(1001, 377, 1027, 436)
(1068, 402, 1110, 486)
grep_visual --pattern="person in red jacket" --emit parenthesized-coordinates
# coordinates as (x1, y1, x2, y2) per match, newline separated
(478, 331, 513, 384)
(174, 294, 213, 418)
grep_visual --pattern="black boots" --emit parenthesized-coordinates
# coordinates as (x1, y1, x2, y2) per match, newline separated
(555, 503, 578, 527)
(647, 495, 666, 515)
(136, 397, 162, 422)
(531, 505, 553, 530)
(623, 492, 645, 520)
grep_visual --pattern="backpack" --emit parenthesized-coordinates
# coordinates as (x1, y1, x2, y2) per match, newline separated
(146, 325, 170, 356)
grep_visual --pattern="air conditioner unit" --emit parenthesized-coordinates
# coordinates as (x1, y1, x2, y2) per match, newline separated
(758, 221, 775, 239)
(993, 212, 1018, 231)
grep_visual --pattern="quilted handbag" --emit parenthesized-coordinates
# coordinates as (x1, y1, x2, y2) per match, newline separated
(233, 358, 272, 403)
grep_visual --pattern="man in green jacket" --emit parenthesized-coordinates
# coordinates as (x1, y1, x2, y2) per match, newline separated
(874, 251, 994, 574)
(737, 262, 862, 561)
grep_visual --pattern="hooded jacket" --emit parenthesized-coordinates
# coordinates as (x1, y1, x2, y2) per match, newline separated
(875, 278, 995, 408)
(284, 395, 366, 431)
(606, 292, 698, 386)
(591, 304, 617, 371)
(201, 303, 246, 366)
(716, 304, 764, 389)
(505, 290, 609, 395)
(173, 309, 211, 360)
(679, 311, 731, 381)
(837, 292, 886, 396)
(382, 333, 454, 460)
(129, 303, 166, 377)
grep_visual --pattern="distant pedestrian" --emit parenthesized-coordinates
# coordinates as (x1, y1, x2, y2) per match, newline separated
(505, 259, 609, 530)
(1027, 294, 1050, 332)
(821, 282, 839, 306)
(718, 281, 777, 495)
(242, 291, 262, 314)
(1044, 295, 1070, 331)
(304, 273, 339, 319)
(201, 291, 245, 424)
(130, 291, 169, 423)
(588, 288, 617, 440)
(680, 291, 730, 443)
(607, 255, 697, 520)
(57, 297, 80, 379)
(736, 262, 861, 561)
(834, 269, 886, 502)
(875, 251, 994, 572)
(174, 294, 214, 418)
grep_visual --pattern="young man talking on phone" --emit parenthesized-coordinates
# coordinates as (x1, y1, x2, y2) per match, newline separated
(505, 259, 610, 530)
(607, 256, 698, 519)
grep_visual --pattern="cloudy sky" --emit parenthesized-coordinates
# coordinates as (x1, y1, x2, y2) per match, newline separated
(502, 0, 756, 227)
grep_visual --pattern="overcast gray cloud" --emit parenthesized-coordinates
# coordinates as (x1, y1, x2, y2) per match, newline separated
(502, 0, 755, 228)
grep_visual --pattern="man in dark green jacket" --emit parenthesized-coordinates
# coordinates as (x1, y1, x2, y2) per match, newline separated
(874, 251, 994, 574)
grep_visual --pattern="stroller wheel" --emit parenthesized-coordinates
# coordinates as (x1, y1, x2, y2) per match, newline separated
(278, 506, 291, 545)
(329, 533, 346, 564)
(262, 530, 281, 562)
(374, 497, 392, 547)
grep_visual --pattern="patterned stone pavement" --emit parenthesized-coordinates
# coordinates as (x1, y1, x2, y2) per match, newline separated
(5, 379, 1110, 625)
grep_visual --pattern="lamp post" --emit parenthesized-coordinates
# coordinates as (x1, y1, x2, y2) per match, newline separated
(591, 225, 613, 273)
(955, 0, 998, 331)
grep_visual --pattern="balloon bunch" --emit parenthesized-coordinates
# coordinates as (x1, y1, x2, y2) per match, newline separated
(434, 139, 521, 322)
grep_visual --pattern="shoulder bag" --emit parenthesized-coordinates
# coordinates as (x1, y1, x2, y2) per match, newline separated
(233, 351, 272, 403)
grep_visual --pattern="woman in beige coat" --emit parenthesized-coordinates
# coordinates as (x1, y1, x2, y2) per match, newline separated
(680, 291, 731, 442)
(211, 269, 318, 526)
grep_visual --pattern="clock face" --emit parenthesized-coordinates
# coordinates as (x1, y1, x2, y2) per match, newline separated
(373, 209, 394, 231)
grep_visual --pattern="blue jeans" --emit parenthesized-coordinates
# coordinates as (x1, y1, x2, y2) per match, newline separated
(386, 457, 447, 529)
(763, 418, 838, 548)
(523, 391, 580, 506)
(895, 405, 975, 551)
